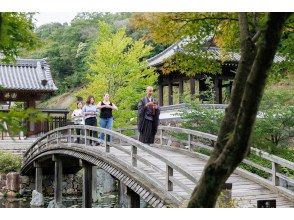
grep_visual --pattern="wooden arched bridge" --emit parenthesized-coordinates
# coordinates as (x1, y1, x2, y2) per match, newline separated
(21, 125, 294, 208)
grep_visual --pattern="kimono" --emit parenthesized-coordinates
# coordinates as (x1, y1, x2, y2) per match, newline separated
(137, 96, 160, 144)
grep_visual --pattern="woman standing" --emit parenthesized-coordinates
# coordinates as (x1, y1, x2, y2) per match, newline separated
(97, 93, 118, 142)
(82, 95, 98, 145)
(71, 101, 84, 143)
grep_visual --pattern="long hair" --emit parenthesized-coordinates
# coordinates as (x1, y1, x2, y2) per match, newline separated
(86, 95, 94, 105)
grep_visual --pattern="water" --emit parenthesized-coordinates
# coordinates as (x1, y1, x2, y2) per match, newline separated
(0, 192, 119, 208)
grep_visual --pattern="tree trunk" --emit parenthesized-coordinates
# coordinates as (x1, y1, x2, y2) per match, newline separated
(188, 12, 291, 208)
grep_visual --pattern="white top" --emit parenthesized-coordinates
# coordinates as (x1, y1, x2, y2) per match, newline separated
(71, 109, 84, 125)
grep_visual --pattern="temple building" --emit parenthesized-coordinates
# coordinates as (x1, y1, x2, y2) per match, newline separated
(0, 59, 68, 137)
(147, 39, 284, 106)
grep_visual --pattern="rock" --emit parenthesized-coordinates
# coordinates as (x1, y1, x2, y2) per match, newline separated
(45, 187, 53, 195)
(7, 191, 18, 197)
(30, 190, 44, 207)
(47, 200, 65, 208)
(66, 188, 75, 195)
(96, 169, 116, 193)
(19, 188, 30, 196)
(6, 172, 20, 191)
(0, 173, 6, 181)
(20, 176, 30, 184)
(0, 192, 4, 198)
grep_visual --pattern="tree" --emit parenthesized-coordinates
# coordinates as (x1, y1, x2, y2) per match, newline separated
(0, 12, 39, 135)
(132, 12, 292, 207)
(0, 12, 38, 62)
(76, 21, 157, 128)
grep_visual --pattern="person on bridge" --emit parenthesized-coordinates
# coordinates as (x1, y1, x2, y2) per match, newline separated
(82, 95, 99, 145)
(97, 93, 118, 143)
(138, 86, 160, 144)
(71, 101, 84, 143)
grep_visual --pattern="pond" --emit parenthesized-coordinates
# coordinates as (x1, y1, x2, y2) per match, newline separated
(0, 192, 119, 208)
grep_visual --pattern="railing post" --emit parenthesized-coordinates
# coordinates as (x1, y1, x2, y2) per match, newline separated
(105, 132, 110, 153)
(272, 162, 279, 186)
(69, 128, 72, 145)
(188, 134, 191, 151)
(131, 145, 137, 167)
(160, 129, 163, 145)
(166, 165, 173, 191)
(84, 129, 87, 147)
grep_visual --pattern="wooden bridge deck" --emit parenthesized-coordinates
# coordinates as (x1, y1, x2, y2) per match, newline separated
(99, 144, 293, 208)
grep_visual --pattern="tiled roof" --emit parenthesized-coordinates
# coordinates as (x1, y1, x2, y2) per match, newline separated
(0, 58, 58, 92)
(147, 40, 285, 67)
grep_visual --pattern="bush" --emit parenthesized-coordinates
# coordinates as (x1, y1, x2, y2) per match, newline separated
(0, 151, 22, 173)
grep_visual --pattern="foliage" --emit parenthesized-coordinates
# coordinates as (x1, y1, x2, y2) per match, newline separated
(0, 108, 49, 136)
(251, 105, 294, 152)
(179, 102, 224, 135)
(25, 13, 140, 94)
(76, 21, 157, 128)
(132, 13, 294, 80)
(0, 12, 39, 62)
(180, 96, 294, 160)
(0, 151, 22, 173)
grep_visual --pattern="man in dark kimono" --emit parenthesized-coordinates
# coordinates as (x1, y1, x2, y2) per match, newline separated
(138, 86, 160, 144)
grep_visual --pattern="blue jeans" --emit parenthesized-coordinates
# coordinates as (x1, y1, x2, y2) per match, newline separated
(99, 117, 113, 142)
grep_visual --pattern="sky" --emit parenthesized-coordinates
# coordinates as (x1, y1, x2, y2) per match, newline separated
(33, 12, 78, 27)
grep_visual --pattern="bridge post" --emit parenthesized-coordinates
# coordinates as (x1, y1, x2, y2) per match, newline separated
(52, 155, 63, 204)
(160, 129, 163, 145)
(127, 187, 140, 208)
(272, 162, 279, 186)
(119, 182, 140, 208)
(34, 161, 43, 193)
(131, 145, 137, 167)
(92, 166, 98, 202)
(166, 165, 173, 191)
(105, 133, 110, 153)
(80, 160, 93, 208)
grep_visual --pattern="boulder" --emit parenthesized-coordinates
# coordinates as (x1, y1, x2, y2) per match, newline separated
(7, 191, 18, 197)
(6, 172, 20, 191)
(47, 200, 65, 208)
(30, 190, 44, 207)
(96, 169, 116, 193)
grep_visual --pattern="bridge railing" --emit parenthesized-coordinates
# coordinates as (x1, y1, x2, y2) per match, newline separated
(117, 125, 294, 200)
(23, 125, 200, 198)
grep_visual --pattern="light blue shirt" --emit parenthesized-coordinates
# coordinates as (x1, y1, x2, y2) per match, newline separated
(82, 104, 98, 119)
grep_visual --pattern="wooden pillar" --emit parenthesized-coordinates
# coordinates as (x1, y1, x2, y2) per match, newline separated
(80, 160, 93, 208)
(127, 187, 140, 208)
(214, 78, 222, 104)
(158, 84, 164, 106)
(179, 80, 184, 103)
(34, 162, 42, 193)
(199, 79, 208, 102)
(92, 166, 98, 202)
(189, 78, 195, 98)
(53, 155, 63, 204)
(26, 100, 36, 136)
(168, 82, 173, 105)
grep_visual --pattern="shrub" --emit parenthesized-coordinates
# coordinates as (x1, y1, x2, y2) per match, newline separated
(0, 151, 22, 173)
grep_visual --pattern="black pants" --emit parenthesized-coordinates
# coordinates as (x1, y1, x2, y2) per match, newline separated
(85, 117, 97, 144)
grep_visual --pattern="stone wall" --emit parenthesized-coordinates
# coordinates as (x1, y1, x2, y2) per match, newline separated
(21, 173, 83, 196)
(0, 172, 83, 198)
